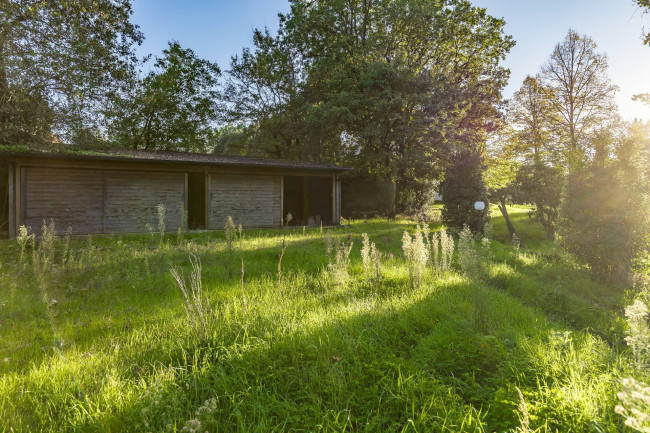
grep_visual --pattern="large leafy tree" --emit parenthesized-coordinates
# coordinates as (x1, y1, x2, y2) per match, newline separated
(288, 0, 513, 212)
(107, 42, 221, 152)
(223, 0, 514, 213)
(0, 0, 143, 146)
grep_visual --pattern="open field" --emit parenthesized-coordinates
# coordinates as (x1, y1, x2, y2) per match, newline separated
(0, 207, 644, 432)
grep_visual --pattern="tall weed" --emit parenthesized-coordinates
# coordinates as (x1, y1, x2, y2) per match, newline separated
(170, 255, 210, 341)
(327, 240, 353, 287)
(361, 233, 381, 283)
(225, 216, 236, 278)
(17, 225, 34, 269)
(277, 239, 287, 291)
(431, 228, 454, 273)
(624, 299, 650, 367)
(615, 377, 650, 432)
(402, 225, 428, 290)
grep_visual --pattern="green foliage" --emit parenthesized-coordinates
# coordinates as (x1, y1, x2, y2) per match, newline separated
(516, 162, 562, 240)
(223, 0, 514, 213)
(0, 210, 644, 432)
(106, 42, 221, 152)
(559, 127, 650, 279)
(0, 0, 143, 147)
(442, 149, 490, 232)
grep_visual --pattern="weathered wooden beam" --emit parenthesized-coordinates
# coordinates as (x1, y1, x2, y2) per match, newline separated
(15, 163, 21, 230)
(302, 176, 309, 223)
(10, 155, 340, 177)
(205, 173, 211, 230)
(331, 174, 336, 225)
(184, 172, 189, 230)
(280, 175, 284, 227)
(8, 163, 14, 238)
(335, 175, 341, 224)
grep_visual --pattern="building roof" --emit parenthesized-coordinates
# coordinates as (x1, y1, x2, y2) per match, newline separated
(0, 148, 351, 172)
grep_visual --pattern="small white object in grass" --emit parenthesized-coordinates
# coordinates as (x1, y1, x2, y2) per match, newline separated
(474, 201, 485, 211)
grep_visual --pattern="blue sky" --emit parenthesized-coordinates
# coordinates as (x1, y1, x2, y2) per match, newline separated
(132, 0, 650, 121)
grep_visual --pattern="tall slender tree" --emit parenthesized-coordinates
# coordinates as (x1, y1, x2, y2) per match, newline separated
(539, 29, 618, 170)
(506, 76, 562, 240)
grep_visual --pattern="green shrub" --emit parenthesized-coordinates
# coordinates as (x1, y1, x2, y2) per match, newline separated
(442, 149, 490, 233)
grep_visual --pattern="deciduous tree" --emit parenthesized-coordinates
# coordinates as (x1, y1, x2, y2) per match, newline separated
(0, 0, 143, 146)
(223, 0, 514, 213)
(636, 0, 650, 45)
(539, 29, 618, 170)
(505, 76, 562, 240)
(107, 42, 221, 152)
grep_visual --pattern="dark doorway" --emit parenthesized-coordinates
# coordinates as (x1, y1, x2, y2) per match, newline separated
(308, 177, 333, 224)
(283, 176, 305, 225)
(283, 176, 333, 226)
(187, 173, 206, 229)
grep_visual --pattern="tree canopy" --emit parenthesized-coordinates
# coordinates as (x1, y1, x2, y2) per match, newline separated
(222, 0, 513, 212)
(107, 42, 221, 152)
(539, 30, 618, 170)
(0, 0, 143, 147)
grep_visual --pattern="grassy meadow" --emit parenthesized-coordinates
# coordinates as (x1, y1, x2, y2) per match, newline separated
(0, 207, 644, 432)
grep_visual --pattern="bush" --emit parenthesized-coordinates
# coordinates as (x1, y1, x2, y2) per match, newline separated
(558, 127, 650, 279)
(441, 149, 489, 233)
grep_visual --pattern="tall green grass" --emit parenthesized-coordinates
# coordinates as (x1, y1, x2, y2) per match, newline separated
(0, 208, 645, 432)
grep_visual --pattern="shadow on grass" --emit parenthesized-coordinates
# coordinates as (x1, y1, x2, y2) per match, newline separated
(59, 274, 621, 433)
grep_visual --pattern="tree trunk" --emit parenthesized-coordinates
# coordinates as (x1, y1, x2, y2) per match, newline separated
(541, 211, 555, 241)
(497, 196, 526, 248)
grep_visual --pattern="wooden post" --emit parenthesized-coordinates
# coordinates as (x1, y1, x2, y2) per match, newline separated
(302, 176, 308, 223)
(280, 175, 284, 227)
(336, 175, 341, 225)
(184, 172, 189, 230)
(101, 169, 106, 234)
(8, 163, 14, 238)
(331, 174, 336, 225)
(15, 163, 21, 230)
(205, 173, 211, 230)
